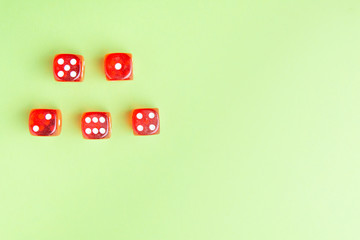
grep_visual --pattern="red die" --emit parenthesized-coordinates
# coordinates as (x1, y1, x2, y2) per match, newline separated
(29, 109, 62, 136)
(104, 53, 133, 80)
(132, 108, 160, 135)
(53, 54, 85, 82)
(81, 112, 111, 139)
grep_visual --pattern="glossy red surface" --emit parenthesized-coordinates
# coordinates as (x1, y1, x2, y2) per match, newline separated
(53, 54, 85, 82)
(81, 112, 111, 139)
(104, 53, 133, 80)
(29, 109, 62, 136)
(132, 108, 160, 135)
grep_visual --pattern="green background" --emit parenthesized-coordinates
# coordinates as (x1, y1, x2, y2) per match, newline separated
(0, 0, 359, 239)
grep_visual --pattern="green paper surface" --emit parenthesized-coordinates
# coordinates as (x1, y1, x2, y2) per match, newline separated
(1, 0, 360, 239)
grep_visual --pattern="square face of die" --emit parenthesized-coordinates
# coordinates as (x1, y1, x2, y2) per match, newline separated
(53, 54, 85, 82)
(81, 112, 111, 139)
(132, 108, 160, 135)
(29, 109, 62, 136)
(104, 53, 133, 80)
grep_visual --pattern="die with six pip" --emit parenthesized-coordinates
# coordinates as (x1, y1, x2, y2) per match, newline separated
(81, 112, 112, 139)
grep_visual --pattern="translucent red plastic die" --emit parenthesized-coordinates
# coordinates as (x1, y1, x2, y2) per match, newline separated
(104, 53, 133, 80)
(53, 54, 85, 82)
(29, 109, 62, 136)
(81, 112, 111, 139)
(132, 108, 160, 135)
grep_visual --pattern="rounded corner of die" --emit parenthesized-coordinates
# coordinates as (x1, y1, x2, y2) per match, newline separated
(76, 54, 84, 60)
(53, 54, 61, 60)
(29, 129, 36, 136)
(29, 108, 36, 115)
(105, 74, 113, 81)
(125, 72, 134, 80)
(125, 53, 133, 60)
(81, 112, 88, 120)
(132, 129, 140, 136)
